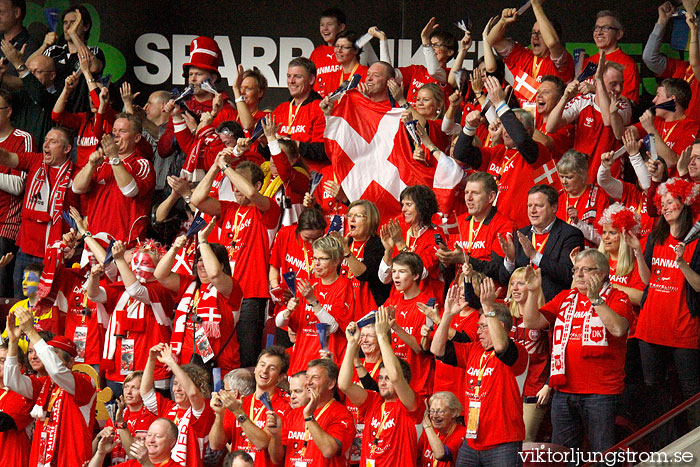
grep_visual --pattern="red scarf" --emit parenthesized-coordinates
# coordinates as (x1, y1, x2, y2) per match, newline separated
(550, 284, 612, 387)
(24, 159, 72, 226)
(171, 281, 223, 358)
(30, 377, 65, 466)
(181, 127, 218, 182)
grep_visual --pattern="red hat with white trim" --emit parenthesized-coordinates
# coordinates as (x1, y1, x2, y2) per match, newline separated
(48, 335, 77, 358)
(183, 36, 222, 77)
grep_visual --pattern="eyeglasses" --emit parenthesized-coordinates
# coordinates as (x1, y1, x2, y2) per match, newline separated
(334, 45, 354, 51)
(430, 42, 446, 49)
(572, 267, 598, 274)
(530, 31, 542, 37)
(0, 106, 9, 110)
(594, 26, 620, 33)
(347, 213, 367, 220)
(428, 409, 450, 416)
(312, 256, 332, 262)
(477, 324, 490, 331)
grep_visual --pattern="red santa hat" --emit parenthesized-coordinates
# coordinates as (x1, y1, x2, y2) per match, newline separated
(183, 36, 222, 77)
(655, 177, 700, 215)
(48, 335, 77, 358)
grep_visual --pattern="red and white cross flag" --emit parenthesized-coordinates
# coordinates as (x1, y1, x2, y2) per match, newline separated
(324, 90, 430, 220)
(513, 70, 541, 102)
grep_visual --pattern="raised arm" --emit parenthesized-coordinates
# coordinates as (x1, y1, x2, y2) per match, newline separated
(480, 278, 509, 352)
(158, 343, 205, 411)
(643, 3, 673, 75)
(190, 161, 223, 217)
(376, 307, 417, 410)
(430, 284, 463, 357)
(546, 80, 578, 133)
(338, 322, 369, 406)
(531, 0, 565, 60)
(198, 219, 233, 296)
(486, 8, 518, 52)
(155, 235, 187, 292)
(521, 266, 550, 329)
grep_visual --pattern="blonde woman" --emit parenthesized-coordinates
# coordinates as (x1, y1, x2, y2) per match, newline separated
(506, 266, 550, 442)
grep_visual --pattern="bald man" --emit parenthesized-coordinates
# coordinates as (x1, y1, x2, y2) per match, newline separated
(88, 417, 184, 467)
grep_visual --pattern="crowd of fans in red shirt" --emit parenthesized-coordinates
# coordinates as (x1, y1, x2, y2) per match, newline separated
(0, 0, 699, 466)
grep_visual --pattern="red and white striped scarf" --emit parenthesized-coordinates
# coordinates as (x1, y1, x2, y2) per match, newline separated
(170, 281, 222, 358)
(181, 127, 218, 182)
(550, 284, 612, 387)
(31, 378, 65, 466)
(25, 159, 72, 226)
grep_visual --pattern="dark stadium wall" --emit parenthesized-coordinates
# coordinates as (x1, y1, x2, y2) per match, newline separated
(24, 1, 687, 108)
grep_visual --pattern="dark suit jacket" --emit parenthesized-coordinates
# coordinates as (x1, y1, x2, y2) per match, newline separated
(498, 218, 584, 302)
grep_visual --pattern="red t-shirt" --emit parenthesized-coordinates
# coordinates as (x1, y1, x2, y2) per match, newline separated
(217, 199, 281, 298)
(171, 275, 244, 373)
(115, 459, 183, 467)
(102, 281, 175, 382)
(479, 142, 555, 228)
(82, 151, 155, 244)
(562, 93, 630, 183)
(0, 129, 34, 240)
(450, 341, 528, 450)
(398, 64, 453, 107)
(358, 391, 423, 467)
(147, 392, 215, 467)
(432, 310, 479, 415)
(449, 208, 515, 264)
(0, 388, 33, 467)
(585, 48, 640, 103)
(384, 290, 435, 401)
(633, 116, 699, 176)
(504, 42, 574, 99)
(540, 287, 634, 394)
(394, 217, 444, 305)
(15, 152, 78, 257)
(510, 318, 549, 397)
(271, 97, 327, 172)
(311, 44, 342, 97)
(637, 237, 699, 349)
(556, 184, 609, 246)
(286, 275, 354, 375)
(281, 401, 355, 467)
(660, 58, 700, 120)
(318, 64, 369, 98)
(609, 258, 645, 336)
(536, 115, 574, 162)
(313, 165, 349, 226)
(223, 388, 291, 466)
(28, 372, 96, 467)
(417, 423, 468, 467)
(55, 269, 105, 365)
(106, 405, 158, 464)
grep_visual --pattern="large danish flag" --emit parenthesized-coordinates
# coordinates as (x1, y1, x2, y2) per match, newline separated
(324, 90, 430, 219)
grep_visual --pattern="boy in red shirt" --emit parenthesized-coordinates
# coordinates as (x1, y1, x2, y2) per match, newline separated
(382, 251, 435, 400)
(339, 307, 422, 467)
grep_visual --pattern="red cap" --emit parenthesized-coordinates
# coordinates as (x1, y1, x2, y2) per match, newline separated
(48, 335, 77, 358)
(183, 36, 222, 77)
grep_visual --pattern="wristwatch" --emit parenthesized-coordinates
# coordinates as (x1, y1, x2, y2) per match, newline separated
(591, 296, 605, 306)
(83, 231, 92, 238)
(15, 64, 26, 72)
(115, 421, 127, 430)
(484, 311, 496, 318)
(236, 413, 248, 424)
(109, 157, 121, 165)
(304, 415, 315, 422)
(235, 96, 245, 103)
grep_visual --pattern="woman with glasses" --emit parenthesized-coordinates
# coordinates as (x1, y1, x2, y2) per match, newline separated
(154, 219, 244, 374)
(418, 391, 467, 467)
(506, 266, 550, 442)
(333, 200, 390, 319)
(276, 235, 355, 374)
(317, 30, 368, 98)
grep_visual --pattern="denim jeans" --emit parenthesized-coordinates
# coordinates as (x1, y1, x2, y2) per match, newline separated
(551, 391, 618, 454)
(238, 297, 268, 368)
(456, 440, 523, 467)
(12, 249, 42, 298)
